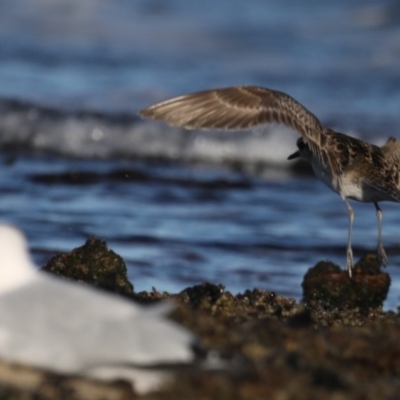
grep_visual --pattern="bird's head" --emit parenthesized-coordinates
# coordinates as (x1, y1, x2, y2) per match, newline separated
(287, 138, 313, 161)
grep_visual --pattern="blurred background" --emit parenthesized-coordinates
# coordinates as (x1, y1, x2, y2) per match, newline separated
(1, 0, 400, 307)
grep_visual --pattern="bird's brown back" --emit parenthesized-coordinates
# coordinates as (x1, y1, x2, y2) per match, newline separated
(323, 130, 400, 202)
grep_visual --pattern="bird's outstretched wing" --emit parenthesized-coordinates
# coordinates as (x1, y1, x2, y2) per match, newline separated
(139, 86, 326, 157)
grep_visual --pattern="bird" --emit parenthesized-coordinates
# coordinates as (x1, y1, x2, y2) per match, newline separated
(139, 86, 400, 277)
(0, 224, 202, 394)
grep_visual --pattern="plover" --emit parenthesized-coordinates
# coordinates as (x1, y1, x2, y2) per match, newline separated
(139, 86, 400, 277)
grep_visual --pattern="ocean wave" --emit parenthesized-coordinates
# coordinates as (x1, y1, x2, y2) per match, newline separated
(0, 98, 313, 172)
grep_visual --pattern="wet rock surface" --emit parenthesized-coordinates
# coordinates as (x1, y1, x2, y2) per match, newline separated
(2, 239, 400, 399)
(42, 236, 134, 297)
(302, 256, 391, 311)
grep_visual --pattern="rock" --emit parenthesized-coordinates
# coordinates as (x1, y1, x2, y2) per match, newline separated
(179, 282, 225, 309)
(42, 237, 134, 296)
(301, 256, 390, 311)
(3, 241, 397, 400)
(0, 360, 133, 400)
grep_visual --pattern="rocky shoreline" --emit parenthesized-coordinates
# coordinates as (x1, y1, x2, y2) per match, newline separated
(1, 237, 398, 399)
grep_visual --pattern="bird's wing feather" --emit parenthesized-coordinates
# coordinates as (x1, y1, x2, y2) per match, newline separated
(140, 86, 326, 160)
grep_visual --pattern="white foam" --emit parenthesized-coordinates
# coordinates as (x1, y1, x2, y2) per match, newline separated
(0, 102, 300, 166)
(0, 224, 196, 394)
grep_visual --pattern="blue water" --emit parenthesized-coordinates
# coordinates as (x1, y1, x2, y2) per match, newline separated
(1, 0, 400, 308)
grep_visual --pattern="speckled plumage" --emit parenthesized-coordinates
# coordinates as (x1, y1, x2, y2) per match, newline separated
(139, 86, 400, 276)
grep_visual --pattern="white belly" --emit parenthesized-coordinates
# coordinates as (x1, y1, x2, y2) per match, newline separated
(339, 176, 364, 200)
(311, 161, 365, 201)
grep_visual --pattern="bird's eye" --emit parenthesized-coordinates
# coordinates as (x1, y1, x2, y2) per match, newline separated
(297, 138, 306, 150)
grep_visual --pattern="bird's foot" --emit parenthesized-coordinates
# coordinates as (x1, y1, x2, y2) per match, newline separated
(377, 244, 388, 267)
(346, 247, 354, 278)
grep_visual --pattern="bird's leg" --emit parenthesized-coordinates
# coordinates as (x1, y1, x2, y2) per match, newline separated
(342, 197, 354, 278)
(374, 202, 388, 266)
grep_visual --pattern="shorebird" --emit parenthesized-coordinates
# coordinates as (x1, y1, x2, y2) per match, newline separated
(139, 86, 400, 277)
(0, 224, 201, 394)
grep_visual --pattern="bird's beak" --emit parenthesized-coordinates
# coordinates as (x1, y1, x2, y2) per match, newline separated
(287, 150, 300, 160)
